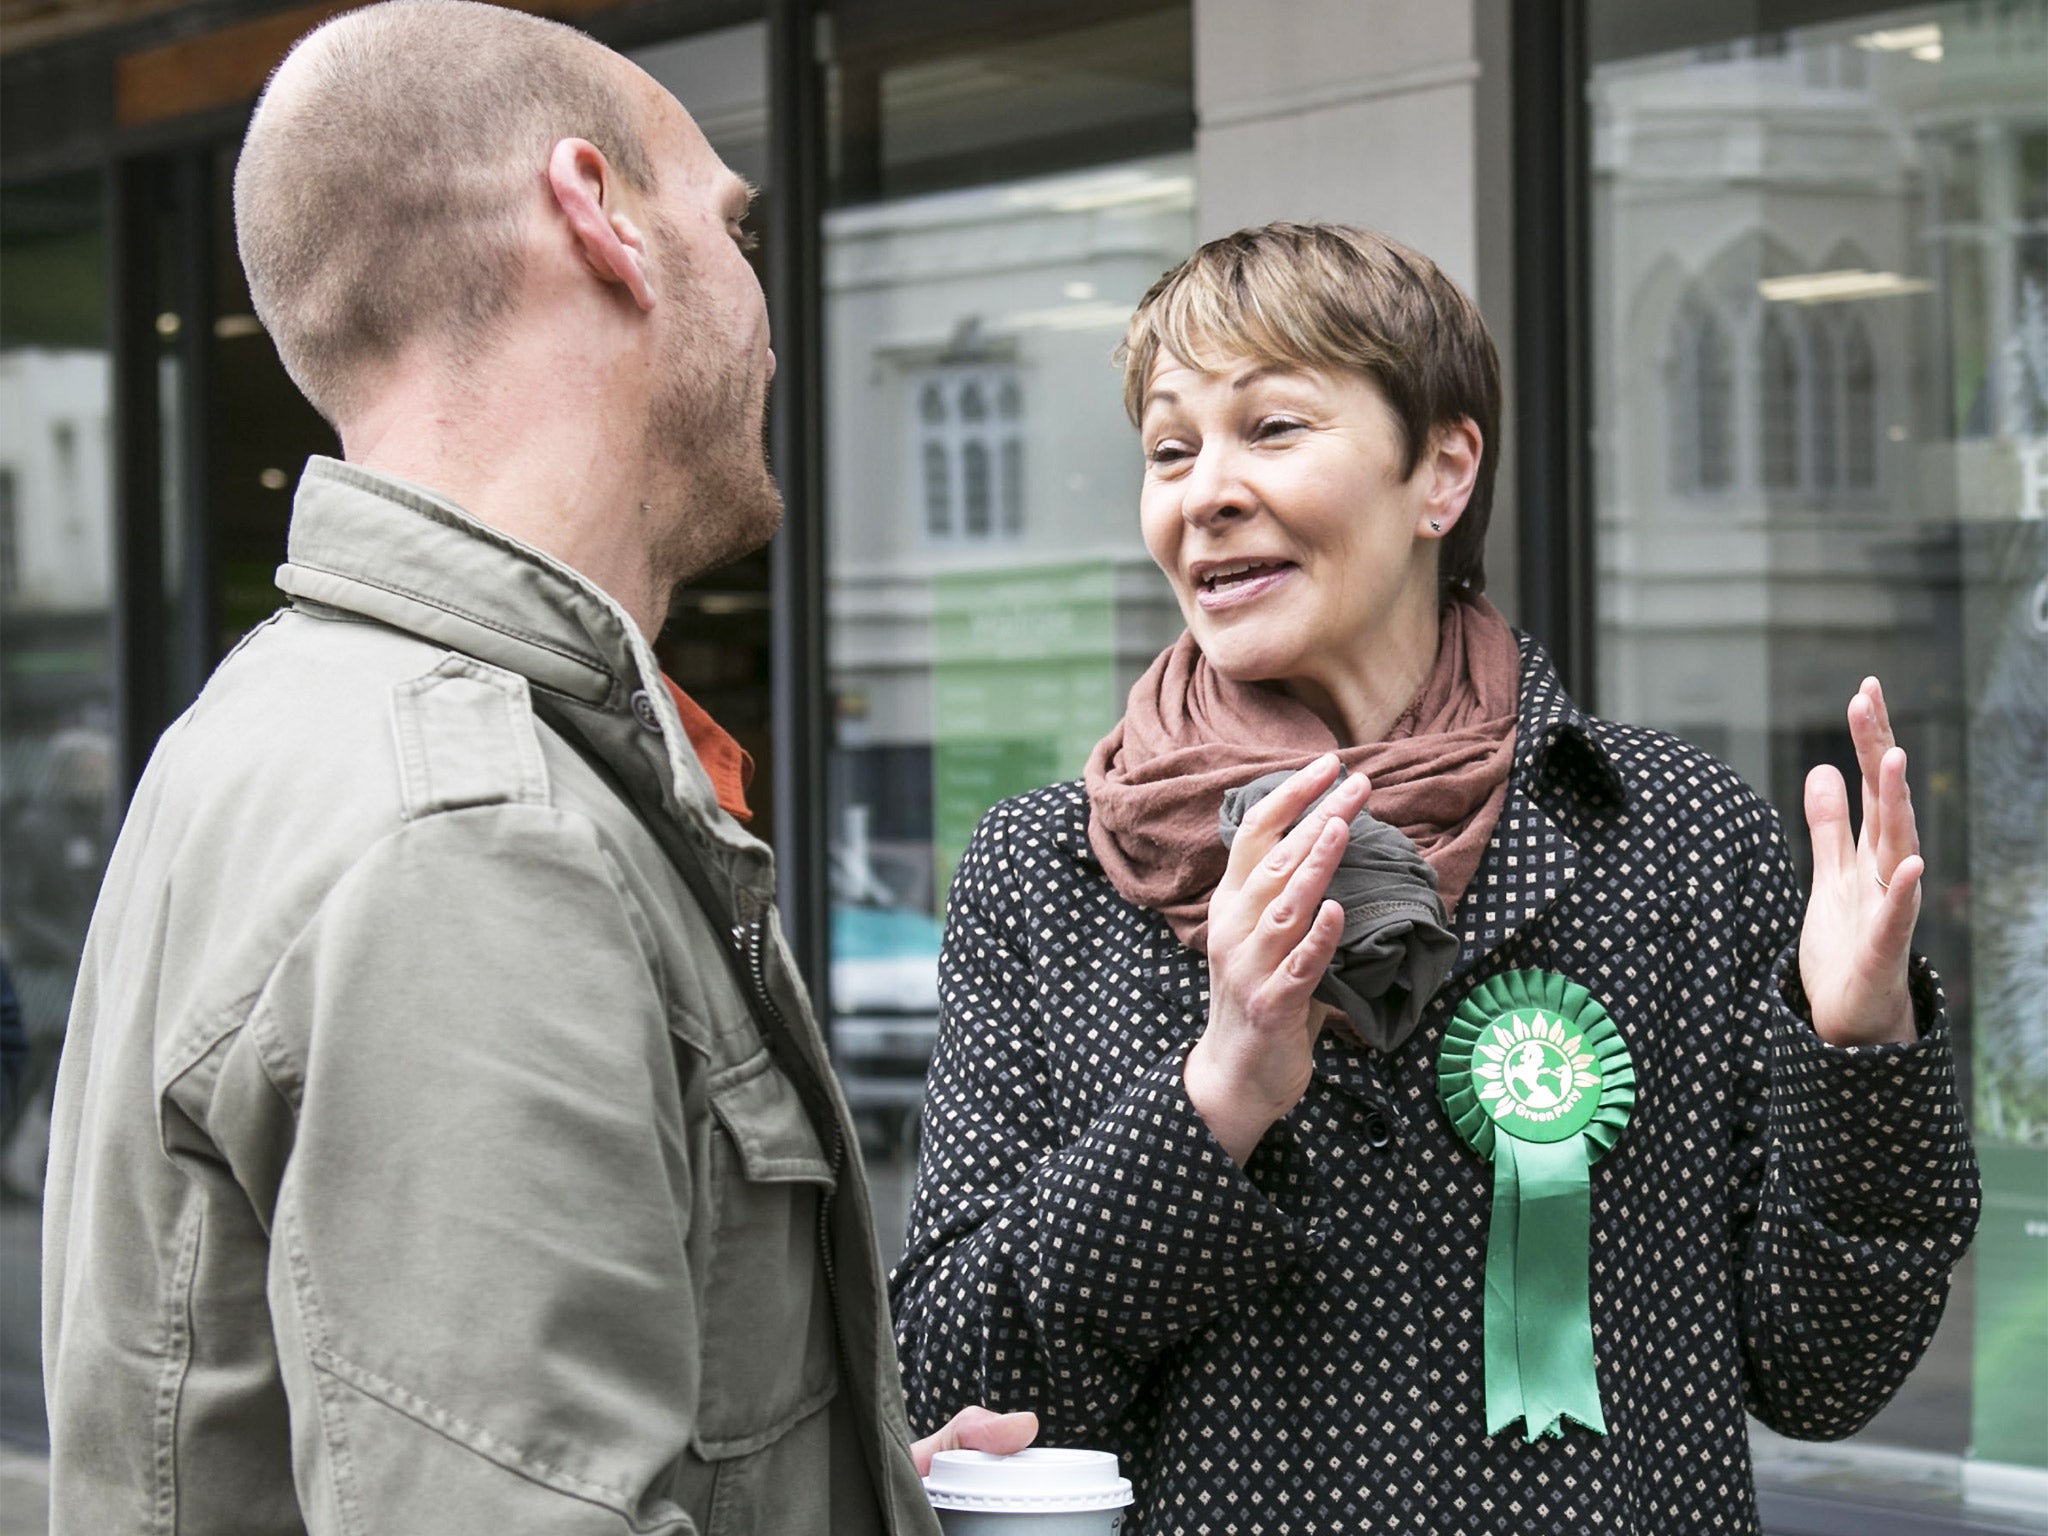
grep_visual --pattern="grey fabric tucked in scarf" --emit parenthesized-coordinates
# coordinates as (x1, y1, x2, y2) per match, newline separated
(1219, 767, 1459, 1055)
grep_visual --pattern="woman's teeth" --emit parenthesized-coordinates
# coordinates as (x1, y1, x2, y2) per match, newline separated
(1202, 561, 1283, 590)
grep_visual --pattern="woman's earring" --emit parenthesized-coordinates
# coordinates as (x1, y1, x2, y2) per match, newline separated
(1429, 519, 1443, 533)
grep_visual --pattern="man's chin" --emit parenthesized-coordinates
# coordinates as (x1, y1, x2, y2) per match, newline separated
(676, 472, 784, 583)
(739, 471, 785, 553)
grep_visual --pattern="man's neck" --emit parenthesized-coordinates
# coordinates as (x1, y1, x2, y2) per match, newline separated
(339, 339, 677, 642)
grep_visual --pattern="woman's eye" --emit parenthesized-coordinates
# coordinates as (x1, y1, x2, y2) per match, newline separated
(1255, 417, 1304, 440)
(1147, 441, 1191, 465)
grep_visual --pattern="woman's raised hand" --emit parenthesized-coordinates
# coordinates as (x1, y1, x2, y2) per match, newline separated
(1798, 677, 1922, 1046)
(1184, 755, 1370, 1166)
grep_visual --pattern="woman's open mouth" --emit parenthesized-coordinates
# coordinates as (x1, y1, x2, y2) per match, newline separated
(1195, 559, 1296, 610)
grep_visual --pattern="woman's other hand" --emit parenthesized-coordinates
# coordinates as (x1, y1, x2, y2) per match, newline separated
(1185, 754, 1370, 1164)
(1798, 677, 1922, 1046)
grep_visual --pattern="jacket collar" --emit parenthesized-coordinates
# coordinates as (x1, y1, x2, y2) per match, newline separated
(275, 457, 757, 861)
(1446, 634, 1622, 983)
(1508, 632, 1625, 819)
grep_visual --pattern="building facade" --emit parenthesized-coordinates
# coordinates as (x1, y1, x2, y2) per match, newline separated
(1, 0, 2043, 1530)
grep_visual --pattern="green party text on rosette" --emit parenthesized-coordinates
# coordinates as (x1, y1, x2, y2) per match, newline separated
(1438, 968, 1636, 1442)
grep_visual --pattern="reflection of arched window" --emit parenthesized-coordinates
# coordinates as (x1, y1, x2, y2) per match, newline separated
(923, 443, 949, 534)
(1843, 319, 1876, 488)
(1667, 295, 1733, 493)
(963, 442, 991, 534)
(909, 364, 1024, 540)
(1761, 310, 1801, 490)
(1001, 439, 1023, 533)
(1809, 319, 1839, 489)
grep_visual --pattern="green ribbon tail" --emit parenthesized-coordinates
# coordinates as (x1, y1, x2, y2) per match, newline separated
(1484, 1136, 1607, 1442)
(1483, 1135, 1526, 1436)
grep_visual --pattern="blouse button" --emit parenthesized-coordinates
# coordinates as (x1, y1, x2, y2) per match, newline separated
(1364, 1111, 1393, 1149)
(629, 689, 663, 732)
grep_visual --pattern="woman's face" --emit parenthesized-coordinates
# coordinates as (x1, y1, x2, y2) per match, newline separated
(1138, 353, 1455, 704)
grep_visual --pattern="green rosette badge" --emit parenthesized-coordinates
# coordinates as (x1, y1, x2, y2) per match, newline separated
(1438, 968, 1635, 1443)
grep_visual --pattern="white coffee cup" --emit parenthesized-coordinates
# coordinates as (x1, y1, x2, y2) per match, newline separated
(924, 1447, 1134, 1536)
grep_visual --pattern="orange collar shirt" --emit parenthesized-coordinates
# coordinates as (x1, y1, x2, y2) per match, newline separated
(662, 677, 754, 823)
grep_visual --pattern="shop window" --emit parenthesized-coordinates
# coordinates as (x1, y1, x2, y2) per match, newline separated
(1593, 6, 2048, 1520)
(823, 0, 1194, 1270)
(0, 168, 112, 1457)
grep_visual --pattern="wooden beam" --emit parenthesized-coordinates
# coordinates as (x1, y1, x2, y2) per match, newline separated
(114, 0, 628, 126)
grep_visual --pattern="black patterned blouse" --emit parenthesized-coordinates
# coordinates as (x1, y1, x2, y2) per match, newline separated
(890, 636, 1979, 1536)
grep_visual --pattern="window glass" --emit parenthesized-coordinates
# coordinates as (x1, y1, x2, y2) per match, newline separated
(1589, 2, 2048, 1518)
(0, 171, 111, 1453)
(823, 2, 1194, 1264)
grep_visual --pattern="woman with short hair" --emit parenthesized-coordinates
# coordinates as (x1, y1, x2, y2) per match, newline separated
(890, 223, 1978, 1535)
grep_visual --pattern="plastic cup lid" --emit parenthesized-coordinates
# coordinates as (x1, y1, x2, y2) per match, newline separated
(923, 1448, 1135, 1513)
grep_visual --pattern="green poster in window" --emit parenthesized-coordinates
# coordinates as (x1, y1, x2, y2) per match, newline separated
(1971, 1144, 2048, 1469)
(1966, 521, 2048, 1473)
(931, 560, 1121, 906)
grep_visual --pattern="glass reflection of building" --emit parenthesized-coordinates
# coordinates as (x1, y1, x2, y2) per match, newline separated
(1, 0, 2044, 1529)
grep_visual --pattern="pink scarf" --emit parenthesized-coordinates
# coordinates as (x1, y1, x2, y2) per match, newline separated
(1084, 594, 1521, 951)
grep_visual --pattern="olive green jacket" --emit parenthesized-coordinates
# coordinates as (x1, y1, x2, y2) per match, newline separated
(42, 458, 938, 1536)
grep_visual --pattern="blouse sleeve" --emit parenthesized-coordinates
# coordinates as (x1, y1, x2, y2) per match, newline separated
(1724, 804, 1980, 1439)
(888, 799, 1330, 1442)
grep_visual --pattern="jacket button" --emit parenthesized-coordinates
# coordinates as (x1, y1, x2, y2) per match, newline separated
(629, 689, 662, 732)
(1364, 1112, 1392, 1149)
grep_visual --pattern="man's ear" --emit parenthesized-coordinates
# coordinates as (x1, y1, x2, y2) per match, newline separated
(1417, 415, 1483, 538)
(547, 137, 656, 312)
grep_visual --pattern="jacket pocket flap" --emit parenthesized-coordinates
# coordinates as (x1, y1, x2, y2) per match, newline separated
(707, 1052, 836, 1186)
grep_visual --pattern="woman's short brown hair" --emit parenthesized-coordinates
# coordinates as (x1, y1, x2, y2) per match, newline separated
(1118, 223, 1502, 596)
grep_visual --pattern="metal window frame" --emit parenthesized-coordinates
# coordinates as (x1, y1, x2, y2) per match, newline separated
(1511, 0, 1594, 703)
(108, 155, 170, 801)
(106, 144, 218, 805)
(767, 0, 832, 1009)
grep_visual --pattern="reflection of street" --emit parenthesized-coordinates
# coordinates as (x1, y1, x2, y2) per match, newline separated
(0, 1200, 47, 1536)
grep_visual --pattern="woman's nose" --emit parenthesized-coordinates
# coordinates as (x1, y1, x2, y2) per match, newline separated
(1180, 443, 1250, 528)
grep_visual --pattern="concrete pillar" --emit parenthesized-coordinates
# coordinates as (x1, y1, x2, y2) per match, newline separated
(1191, 0, 1522, 618)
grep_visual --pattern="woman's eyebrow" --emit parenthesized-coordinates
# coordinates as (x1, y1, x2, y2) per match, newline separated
(1233, 364, 1310, 392)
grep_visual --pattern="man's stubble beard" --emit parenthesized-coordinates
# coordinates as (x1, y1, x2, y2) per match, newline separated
(642, 227, 783, 591)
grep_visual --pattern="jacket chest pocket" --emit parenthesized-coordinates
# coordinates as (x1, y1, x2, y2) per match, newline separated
(693, 1048, 841, 1460)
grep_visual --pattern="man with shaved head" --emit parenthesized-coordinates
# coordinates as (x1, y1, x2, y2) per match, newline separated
(41, 4, 1029, 1531)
